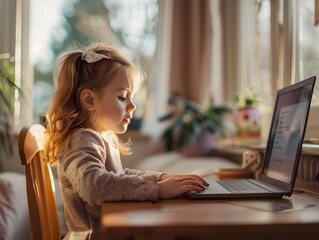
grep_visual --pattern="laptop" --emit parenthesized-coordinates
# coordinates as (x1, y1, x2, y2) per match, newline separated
(187, 76, 316, 199)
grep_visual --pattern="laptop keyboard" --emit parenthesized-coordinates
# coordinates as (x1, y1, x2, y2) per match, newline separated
(216, 180, 270, 193)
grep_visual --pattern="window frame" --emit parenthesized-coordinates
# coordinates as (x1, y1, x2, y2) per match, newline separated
(16, 0, 33, 130)
(0, 0, 32, 133)
(236, 0, 318, 141)
(282, 0, 319, 138)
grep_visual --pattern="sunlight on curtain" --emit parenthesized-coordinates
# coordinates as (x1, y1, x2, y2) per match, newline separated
(238, 0, 271, 107)
(143, 0, 172, 136)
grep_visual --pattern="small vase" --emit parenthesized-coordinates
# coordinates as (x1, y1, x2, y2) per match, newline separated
(234, 106, 261, 144)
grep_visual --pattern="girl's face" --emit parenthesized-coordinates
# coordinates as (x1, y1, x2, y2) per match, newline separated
(93, 67, 136, 134)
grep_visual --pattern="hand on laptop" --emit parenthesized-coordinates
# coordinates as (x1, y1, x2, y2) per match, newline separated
(158, 174, 209, 199)
(160, 174, 209, 186)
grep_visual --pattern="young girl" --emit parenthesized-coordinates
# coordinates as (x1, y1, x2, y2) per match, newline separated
(44, 43, 208, 240)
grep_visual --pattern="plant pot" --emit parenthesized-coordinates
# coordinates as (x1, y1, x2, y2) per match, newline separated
(181, 131, 215, 157)
(234, 106, 261, 144)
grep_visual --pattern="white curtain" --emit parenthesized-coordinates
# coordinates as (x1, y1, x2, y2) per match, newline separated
(144, 0, 172, 137)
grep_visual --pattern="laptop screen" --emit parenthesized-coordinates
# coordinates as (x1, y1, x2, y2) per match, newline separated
(263, 77, 315, 184)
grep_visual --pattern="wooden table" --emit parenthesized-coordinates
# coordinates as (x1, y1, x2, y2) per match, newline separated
(101, 182, 319, 240)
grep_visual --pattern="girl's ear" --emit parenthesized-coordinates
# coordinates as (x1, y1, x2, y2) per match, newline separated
(80, 89, 97, 111)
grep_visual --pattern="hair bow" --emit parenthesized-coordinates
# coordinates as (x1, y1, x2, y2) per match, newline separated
(82, 49, 110, 63)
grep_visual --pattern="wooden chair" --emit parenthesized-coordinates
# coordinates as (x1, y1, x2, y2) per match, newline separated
(18, 124, 61, 240)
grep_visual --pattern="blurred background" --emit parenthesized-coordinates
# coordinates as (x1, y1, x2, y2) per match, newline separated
(1, 0, 319, 169)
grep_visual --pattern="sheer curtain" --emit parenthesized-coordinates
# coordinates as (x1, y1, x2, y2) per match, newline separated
(144, 0, 173, 137)
(145, 0, 213, 136)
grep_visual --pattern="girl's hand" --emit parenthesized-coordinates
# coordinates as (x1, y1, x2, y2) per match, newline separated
(158, 177, 206, 199)
(160, 174, 209, 187)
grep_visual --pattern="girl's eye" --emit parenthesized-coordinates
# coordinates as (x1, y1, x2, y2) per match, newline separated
(118, 97, 126, 102)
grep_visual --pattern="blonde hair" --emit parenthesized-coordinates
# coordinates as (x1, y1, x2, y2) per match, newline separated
(44, 43, 144, 164)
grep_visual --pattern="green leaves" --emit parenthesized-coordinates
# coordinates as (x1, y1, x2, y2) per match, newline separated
(0, 59, 20, 155)
(0, 60, 19, 117)
(159, 95, 232, 151)
(234, 89, 259, 109)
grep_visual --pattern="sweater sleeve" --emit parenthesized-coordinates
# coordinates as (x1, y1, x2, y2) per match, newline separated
(60, 130, 159, 205)
(124, 168, 166, 182)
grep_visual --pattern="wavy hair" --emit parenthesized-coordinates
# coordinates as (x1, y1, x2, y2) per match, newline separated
(44, 43, 144, 164)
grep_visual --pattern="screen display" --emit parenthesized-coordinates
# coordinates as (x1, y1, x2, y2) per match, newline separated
(264, 84, 313, 183)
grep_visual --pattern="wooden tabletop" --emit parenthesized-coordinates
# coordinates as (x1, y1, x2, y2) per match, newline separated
(101, 186, 319, 240)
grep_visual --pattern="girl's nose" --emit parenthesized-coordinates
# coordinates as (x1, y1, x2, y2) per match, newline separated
(127, 99, 136, 112)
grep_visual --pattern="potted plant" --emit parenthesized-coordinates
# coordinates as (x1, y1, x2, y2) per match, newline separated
(159, 94, 232, 156)
(0, 54, 20, 164)
(233, 89, 261, 144)
(234, 88, 259, 109)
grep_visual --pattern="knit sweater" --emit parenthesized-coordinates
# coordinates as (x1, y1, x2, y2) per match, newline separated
(57, 128, 164, 240)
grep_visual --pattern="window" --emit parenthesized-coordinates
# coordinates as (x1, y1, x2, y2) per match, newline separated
(29, 0, 158, 122)
(298, 0, 319, 105)
(234, 0, 319, 141)
(24, 0, 319, 139)
(236, 0, 273, 142)
(297, 0, 319, 138)
(255, 0, 272, 107)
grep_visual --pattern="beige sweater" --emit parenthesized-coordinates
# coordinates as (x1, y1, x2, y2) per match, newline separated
(57, 128, 163, 240)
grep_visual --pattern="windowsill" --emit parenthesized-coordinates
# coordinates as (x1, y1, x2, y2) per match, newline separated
(247, 143, 319, 156)
(216, 140, 319, 157)
(302, 143, 319, 156)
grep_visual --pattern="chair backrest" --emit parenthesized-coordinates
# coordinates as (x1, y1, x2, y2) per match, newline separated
(18, 124, 61, 240)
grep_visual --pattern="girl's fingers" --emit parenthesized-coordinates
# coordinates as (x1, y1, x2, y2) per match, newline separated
(179, 177, 199, 182)
(180, 179, 205, 187)
(181, 185, 204, 193)
(169, 178, 206, 194)
(178, 175, 210, 187)
(200, 179, 209, 187)
(179, 177, 207, 187)
(158, 176, 207, 199)
(190, 175, 210, 186)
